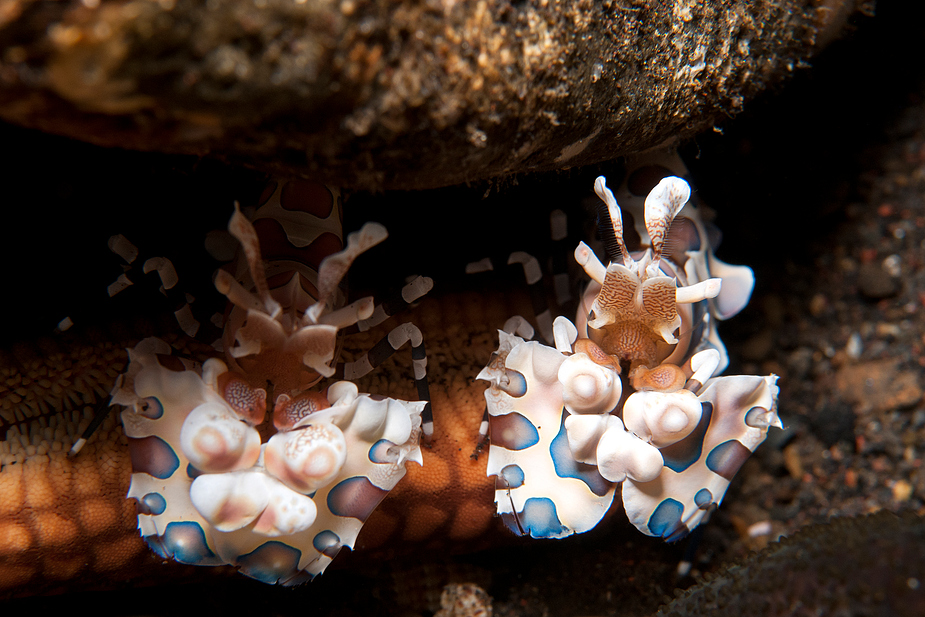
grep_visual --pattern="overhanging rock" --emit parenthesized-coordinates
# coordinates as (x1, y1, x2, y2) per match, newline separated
(0, 0, 869, 190)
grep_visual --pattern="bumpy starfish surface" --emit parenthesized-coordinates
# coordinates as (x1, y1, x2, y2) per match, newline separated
(0, 292, 525, 595)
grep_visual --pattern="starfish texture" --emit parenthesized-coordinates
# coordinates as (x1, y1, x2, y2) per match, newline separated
(0, 292, 526, 595)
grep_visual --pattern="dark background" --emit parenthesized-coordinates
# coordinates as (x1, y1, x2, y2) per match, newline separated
(1, 2, 916, 348)
(3, 2, 925, 614)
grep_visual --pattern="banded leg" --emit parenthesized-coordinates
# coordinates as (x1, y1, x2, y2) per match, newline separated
(342, 322, 433, 444)
(66, 236, 213, 456)
(465, 251, 553, 344)
(464, 208, 576, 456)
(68, 350, 201, 457)
(549, 208, 573, 309)
(104, 234, 213, 339)
(464, 209, 574, 344)
(67, 398, 112, 457)
(344, 275, 434, 334)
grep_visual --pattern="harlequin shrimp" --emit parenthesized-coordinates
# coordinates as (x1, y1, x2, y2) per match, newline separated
(110, 181, 433, 584)
(478, 156, 781, 541)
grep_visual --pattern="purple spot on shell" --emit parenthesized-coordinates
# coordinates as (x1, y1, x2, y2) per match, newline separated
(312, 530, 342, 557)
(236, 541, 301, 584)
(705, 439, 752, 481)
(127, 435, 180, 479)
(161, 521, 222, 565)
(139, 492, 167, 515)
(186, 463, 204, 479)
(327, 476, 389, 521)
(660, 402, 712, 473)
(490, 412, 540, 451)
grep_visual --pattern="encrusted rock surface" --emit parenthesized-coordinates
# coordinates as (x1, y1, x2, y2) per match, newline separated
(0, 0, 865, 190)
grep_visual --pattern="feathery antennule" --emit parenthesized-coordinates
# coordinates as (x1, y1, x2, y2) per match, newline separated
(304, 223, 388, 324)
(644, 176, 690, 268)
(593, 176, 632, 269)
(595, 190, 625, 267)
(228, 202, 281, 318)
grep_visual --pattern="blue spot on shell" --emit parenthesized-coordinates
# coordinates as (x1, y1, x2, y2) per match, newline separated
(694, 488, 713, 509)
(127, 435, 180, 479)
(705, 439, 752, 480)
(139, 492, 167, 515)
(490, 412, 540, 451)
(138, 396, 164, 419)
(161, 521, 222, 565)
(368, 439, 399, 464)
(498, 464, 525, 489)
(186, 463, 204, 479)
(660, 402, 712, 473)
(517, 497, 568, 539)
(236, 541, 301, 584)
(499, 369, 527, 397)
(549, 410, 612, 496)
(327, 476, 389, 521)
(313, 530, 342, 557)
(648, 499, 687, 541)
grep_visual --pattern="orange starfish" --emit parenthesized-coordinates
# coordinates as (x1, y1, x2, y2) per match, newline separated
(0, 291, 530, 596)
